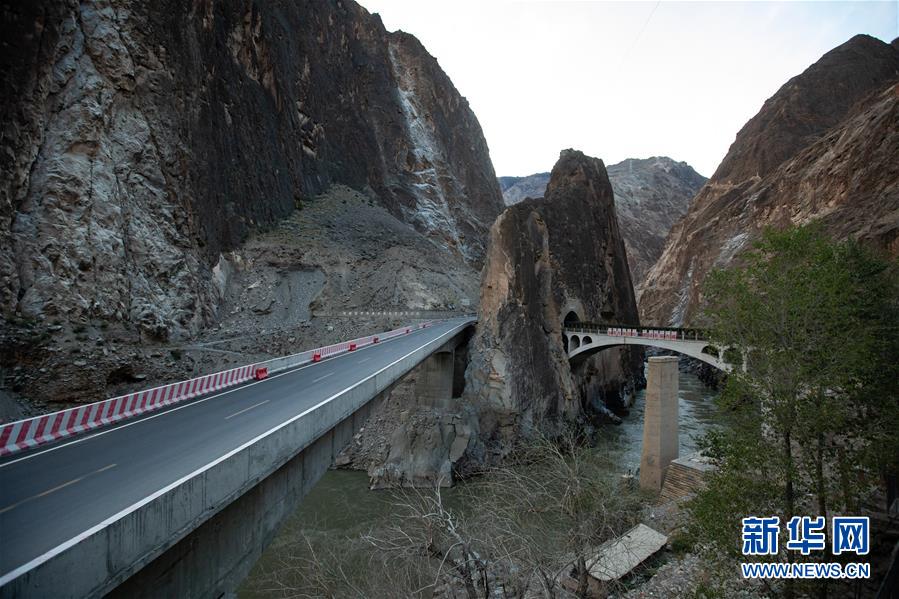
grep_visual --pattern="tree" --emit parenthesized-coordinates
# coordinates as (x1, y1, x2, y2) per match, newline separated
(688, 225, 898, 597)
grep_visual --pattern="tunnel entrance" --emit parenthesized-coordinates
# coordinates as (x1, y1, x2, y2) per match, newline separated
(564, 311, 581, 327)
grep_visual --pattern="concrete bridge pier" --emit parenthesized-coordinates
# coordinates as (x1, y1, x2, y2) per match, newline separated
(640, 356, 679, 492)
(415, 350, 455, 410)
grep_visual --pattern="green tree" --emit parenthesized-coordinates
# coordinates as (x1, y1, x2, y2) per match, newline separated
(687, 225, 898, 597)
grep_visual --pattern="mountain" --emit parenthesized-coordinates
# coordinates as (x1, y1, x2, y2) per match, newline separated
(0, 0, 502, 407)
(607, 158, 707, 288)
(499, 173, 550, 205)
(640, 34, 899, 326)
(499, 157, 706, 287)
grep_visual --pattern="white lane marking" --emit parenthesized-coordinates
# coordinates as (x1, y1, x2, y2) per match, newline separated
(0, 463, 117, 516)
(0, 319, 472, 585)
(224, 400, 269, 420)
(312, 372, 334, 383)
(0, 323, 439, 469)
(357, 357, 370, 364)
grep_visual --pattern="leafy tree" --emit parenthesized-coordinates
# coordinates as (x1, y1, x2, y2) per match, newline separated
(687, 225, 898, 597)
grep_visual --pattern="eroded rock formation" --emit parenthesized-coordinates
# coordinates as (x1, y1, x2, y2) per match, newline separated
(0, 0, 502, 406)
(462, 149, 643, 467)
(640, 34, 899, 326)
(499, 157, 706, 287)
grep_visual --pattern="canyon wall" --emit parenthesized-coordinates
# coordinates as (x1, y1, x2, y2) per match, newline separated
(640, 35, 899, 326)
(0, 0, 502, 406)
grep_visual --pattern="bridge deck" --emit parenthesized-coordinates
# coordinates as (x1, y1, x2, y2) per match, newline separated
(0, 319, 471, 584)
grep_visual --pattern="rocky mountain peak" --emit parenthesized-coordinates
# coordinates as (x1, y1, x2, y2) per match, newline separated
(499, 156, 706, 287)
(711, 34, 899, 185)
(640, 35, 899, 327)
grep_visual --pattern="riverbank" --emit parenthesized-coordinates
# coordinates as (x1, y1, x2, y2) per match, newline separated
(239, 369, 724, 598)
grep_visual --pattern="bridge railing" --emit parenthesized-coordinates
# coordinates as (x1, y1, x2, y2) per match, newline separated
(565, 322, 709, 342)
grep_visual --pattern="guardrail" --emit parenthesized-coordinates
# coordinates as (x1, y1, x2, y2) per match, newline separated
(0, 320, 443, 458)
(564, 322, 709, 341)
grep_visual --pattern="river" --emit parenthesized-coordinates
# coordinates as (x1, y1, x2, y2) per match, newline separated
(238, 369, 721, 597)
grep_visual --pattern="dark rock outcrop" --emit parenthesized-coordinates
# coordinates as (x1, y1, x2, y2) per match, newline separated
(0, 0, 503, 404)
(499, 158, 706, 287)
(640, 34, 899, 326)
(462, 149, 643, 467)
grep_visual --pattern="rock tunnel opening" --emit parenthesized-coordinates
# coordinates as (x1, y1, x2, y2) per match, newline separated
(564, 311, 581, 327)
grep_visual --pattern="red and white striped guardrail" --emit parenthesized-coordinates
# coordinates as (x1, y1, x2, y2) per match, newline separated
(0, 319, 443, 457)
(0, 363, 257, 457)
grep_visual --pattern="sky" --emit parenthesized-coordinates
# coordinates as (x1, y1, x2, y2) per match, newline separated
(359, 0, 898, 178)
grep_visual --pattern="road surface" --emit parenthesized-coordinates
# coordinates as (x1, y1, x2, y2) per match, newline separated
(0, 318, 471, 582)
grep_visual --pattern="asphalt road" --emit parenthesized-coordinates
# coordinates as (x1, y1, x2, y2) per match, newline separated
(0, 318, 471, 581)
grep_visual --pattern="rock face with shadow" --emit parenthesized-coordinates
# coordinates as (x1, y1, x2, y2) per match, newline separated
(640, 34, 899, 326)
(460, 149, 644, 470)
(499, 157, 707, 289)
(0, 0, 502, 407)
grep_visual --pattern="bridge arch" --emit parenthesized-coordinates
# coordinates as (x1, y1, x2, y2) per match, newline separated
(561, 326, 740, 373)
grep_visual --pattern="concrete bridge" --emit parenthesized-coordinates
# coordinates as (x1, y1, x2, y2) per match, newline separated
(0, 318, 475, 598)
(563, 323, 740, 372)
(562, 323, 735, 494)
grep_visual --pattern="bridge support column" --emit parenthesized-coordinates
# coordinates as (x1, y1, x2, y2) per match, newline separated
(640, 356, 679, 492)
(415, 350, 454, 410)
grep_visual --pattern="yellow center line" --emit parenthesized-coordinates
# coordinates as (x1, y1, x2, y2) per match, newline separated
(224, 400, 269, 420)
(0, 463, 117, 515)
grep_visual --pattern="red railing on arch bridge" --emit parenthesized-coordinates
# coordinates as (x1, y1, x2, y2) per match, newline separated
(563, 322, 710, 342)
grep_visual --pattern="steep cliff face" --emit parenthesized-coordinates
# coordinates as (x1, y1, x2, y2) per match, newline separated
(387, 33, 504, 264)
(464, 149, 643, 464)
(498, 157, 706, 287)
(0, 0, 502, 405)
(339, 150, 643, 487)
(0, 0, 502, 339)
(640, 35, 899, 326)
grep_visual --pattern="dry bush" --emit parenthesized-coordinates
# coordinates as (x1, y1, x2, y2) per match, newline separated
(248, 431, 645, 598)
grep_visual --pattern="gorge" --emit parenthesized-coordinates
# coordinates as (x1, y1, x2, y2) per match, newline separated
(1, 1, 897, 597)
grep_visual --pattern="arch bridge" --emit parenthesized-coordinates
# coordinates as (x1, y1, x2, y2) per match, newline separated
(562, 322, 742, 373)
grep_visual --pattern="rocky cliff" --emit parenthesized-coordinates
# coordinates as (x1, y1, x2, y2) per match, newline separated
(499, 157, 706, 287)
(464, 149, 643, 465)
(640, 35, 899, 326)
(339, 150, 643, 487)
(0, 0, 502, 407)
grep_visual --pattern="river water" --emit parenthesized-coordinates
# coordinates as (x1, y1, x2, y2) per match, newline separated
(238, 369, 721, 597)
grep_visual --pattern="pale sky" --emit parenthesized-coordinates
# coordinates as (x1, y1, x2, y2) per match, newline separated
(359, 0, 898, 178)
